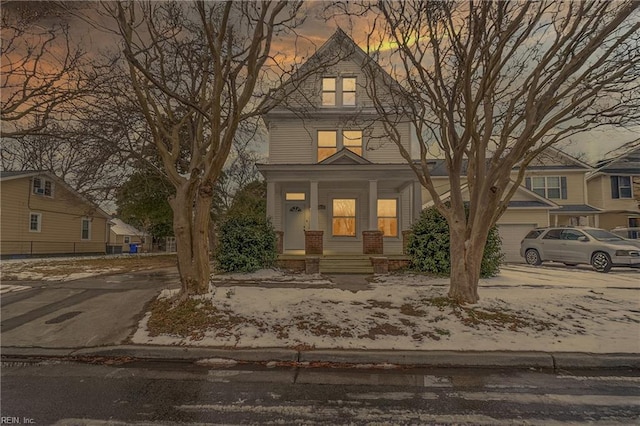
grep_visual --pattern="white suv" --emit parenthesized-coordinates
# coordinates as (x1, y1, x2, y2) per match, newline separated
(520, 227, 640, 272)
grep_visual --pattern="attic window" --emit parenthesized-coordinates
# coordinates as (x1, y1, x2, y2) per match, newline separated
(342, 77, 356, 106)
(33, 177, 54, 197)
(322, 77, 336, 106)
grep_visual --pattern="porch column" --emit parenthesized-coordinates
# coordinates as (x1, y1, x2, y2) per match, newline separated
(266, 181, 276, 222)
(594, 214, 600, 228)
(412, 180, 423, 223)
(310, 180, 319, 230)
(369, 180, 378, 230)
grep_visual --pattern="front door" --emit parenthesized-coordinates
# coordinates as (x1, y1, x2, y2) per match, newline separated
(285, 203, 306, 250)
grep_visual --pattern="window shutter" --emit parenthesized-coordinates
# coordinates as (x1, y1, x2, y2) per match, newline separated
(611, 176, 619, 199)
(525, 177, 531, 190)
(560, 177, 567, 199)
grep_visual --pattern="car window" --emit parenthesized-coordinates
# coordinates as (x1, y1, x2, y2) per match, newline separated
(524, 230, 544, 239)
(561, 229, 586, 241)
(584, 229, 624, 241)
(542, 229, 562, 239)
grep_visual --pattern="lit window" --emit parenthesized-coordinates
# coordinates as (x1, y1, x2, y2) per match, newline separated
(318, 130, 337, 161)
(29, 213, 41, 232)
(342, 130, 362, 156)
(81, 218, 91, 240)
(286, 192, 306, 201)
(342, 77, 356, 106)
(322, 77, 336, 106)
(377, 199, 398, 237)
(332, 199, 356, 236)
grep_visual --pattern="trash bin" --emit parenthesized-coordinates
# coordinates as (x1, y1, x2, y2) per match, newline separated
(129, 243, 138, 254)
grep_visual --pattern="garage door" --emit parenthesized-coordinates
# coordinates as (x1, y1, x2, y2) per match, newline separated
(497, 224, 536, 263)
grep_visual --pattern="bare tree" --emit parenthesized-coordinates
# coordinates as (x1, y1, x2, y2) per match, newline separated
(0, 11, 88, 138)
(108, 0, 310, 296)
(354, 0, 639, 303)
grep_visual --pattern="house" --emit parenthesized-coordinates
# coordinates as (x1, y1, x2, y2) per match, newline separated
(257, 29, 422, 268)
(586, 146, 640, 231)
(108, 218, 151, 253)
(0, 170, 111, 258)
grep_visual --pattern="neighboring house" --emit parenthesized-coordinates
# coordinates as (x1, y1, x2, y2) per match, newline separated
(587, 147, 640, 231)
(108, 218, 151, 253)
(420, 149, 600, 263)
(257, 29, 422, 257)
(0, 170, 111, 258)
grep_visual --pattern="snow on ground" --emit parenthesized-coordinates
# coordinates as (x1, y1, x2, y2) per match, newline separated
(213, 269, 333, 285)
(132, 265, 640, 353)
(0, 284, 32, 294)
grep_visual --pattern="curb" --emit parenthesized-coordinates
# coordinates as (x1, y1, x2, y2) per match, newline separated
(2, 346, 638, 369)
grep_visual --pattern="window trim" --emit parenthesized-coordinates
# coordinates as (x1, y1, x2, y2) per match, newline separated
(29, 212, 42, 233)
(81, 217, 91, 241)
(320, 76, 357, 107)
(341, 76, 357, 106)
(526, 176, 567, 199)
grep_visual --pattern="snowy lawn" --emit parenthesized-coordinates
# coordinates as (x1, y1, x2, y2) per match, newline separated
(0, 253, 176, 282)
(132, 265, 640, 353)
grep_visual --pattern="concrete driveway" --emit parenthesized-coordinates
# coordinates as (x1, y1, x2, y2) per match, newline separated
(1, 268, 179, 349)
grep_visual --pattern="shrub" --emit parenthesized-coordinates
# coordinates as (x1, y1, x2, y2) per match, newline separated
(215, 215, 277, 273)
(407, 206, 503, 278)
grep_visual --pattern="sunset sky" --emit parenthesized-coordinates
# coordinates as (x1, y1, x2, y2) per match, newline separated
(4, 0, 637, 164)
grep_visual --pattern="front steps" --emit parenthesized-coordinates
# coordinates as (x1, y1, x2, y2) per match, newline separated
(319, 255, 374, 274)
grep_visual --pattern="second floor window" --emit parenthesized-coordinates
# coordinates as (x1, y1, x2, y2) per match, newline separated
(611, 176, 632, 199)
(33, 177, 54, 197)
(317, 130, 363, 161)
(526, 176, 567, 199)
(318, 131, 337, 161)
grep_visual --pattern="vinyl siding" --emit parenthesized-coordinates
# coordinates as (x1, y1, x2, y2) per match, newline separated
(268, 118, 409, 164)
(497, 210, 549, 227)
(1, 176, 108, 256)
(588, 174, 639, 211)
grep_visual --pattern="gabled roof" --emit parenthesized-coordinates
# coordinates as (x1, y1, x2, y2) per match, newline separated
(513, 147, 592, 171)
(263, 28, 405, 114)
(0, 170, 111, 219)
(319, 148, 372, 165)
(591, 146, 640, 176)
(110, 218, 147, 236)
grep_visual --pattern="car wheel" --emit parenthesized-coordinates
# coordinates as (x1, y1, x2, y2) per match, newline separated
(525, 249, 542, 266)
(591, 251, 612, 273)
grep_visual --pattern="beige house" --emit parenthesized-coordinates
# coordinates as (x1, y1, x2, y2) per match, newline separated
(587, 147, 640, 232)
(0, 170, 111, 258)
(257, 29, 422, 261)
(108, 218, 151, 253)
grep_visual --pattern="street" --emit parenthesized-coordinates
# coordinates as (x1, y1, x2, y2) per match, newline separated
(2, 359, 639, 425)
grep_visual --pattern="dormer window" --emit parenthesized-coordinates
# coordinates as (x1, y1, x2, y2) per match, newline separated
(321, 76, 356, 107)
(322, 78, 336, 106)
(33, 177, 54, 197)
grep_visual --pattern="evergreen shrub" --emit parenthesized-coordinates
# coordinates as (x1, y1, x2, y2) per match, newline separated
(407, 206, 503, 278)
(215, 215, 277, 273)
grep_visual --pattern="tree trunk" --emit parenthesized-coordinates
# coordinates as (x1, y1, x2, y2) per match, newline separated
(448, 222, 487, 304)
(169, 181, 213, 296)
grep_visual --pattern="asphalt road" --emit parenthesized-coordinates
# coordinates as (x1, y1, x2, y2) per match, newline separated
(1, 359, 639, 425)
